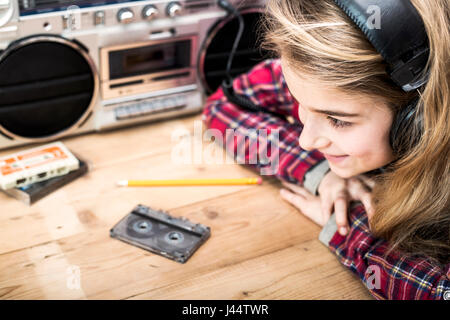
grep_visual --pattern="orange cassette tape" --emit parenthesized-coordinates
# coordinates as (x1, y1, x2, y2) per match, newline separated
(0, 142, 79, 190)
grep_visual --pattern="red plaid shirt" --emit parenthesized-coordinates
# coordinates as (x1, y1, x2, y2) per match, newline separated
(202, 59, 450, 300)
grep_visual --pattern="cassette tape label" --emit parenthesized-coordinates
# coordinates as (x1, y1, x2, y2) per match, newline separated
(0, 142, 79, 190)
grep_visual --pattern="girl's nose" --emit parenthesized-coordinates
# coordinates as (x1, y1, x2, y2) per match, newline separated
(298, 121, 331, 151)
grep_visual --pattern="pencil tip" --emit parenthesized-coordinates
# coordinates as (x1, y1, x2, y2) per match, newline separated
(116, 180, 127, 187)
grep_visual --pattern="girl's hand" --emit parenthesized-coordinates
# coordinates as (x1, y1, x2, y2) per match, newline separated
(280, 184, 326, 226)
(280, 171, 375, 235)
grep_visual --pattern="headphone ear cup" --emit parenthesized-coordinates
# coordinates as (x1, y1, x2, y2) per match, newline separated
(389, 97, 424, 156)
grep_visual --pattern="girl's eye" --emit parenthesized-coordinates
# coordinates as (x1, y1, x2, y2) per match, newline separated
(327, 117, 352, 128)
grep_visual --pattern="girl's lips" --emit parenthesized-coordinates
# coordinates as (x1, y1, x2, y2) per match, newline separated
(324, 153, 349, 163)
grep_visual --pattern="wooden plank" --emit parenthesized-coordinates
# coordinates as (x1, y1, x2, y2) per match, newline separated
(127, 240, 373, 300)
(0, 151, 264, 254)
(59, 115, 206, 169)
(0, 112, 270, 254)
(0, 114, 371, 299)
(0, 180, 369, 299)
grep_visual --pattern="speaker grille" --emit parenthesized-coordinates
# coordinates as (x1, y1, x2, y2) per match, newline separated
(0, 37, 95, 139)
(199, 10, 270, 95)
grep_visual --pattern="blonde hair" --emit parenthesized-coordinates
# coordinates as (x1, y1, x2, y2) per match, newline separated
(263, 0, 450, 264)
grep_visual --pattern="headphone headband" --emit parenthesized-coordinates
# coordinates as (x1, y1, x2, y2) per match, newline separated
(333, 0, 429, 91)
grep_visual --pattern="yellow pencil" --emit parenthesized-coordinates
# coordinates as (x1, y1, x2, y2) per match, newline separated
(116, 177, 262, 187)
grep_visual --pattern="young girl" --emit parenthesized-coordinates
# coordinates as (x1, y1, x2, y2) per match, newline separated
(202, 0, 449, 299)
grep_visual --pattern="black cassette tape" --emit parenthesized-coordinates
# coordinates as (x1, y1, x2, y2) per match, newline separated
(110, 204, 210, 263)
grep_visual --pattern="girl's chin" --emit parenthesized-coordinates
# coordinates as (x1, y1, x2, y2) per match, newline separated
(329, 163, 362, 179)
(330, 163, 383, 179)
(330, 169, 355, 179)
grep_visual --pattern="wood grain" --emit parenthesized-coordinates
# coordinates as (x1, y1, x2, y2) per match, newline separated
(0, 114, 372, 299)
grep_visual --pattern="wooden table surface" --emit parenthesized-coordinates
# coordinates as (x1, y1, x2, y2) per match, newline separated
(0, 113, 372, 300)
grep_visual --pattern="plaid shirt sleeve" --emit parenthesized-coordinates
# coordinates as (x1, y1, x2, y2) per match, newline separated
(202, 58, 326, 185)
(328, 203, 450, 300)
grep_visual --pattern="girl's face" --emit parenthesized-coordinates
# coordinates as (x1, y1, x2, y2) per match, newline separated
(281, 59, 395, 178)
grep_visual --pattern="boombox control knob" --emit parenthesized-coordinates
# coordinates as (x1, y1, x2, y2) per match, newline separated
(166, 2, 182, 18)
(117, 8, 134, 24)
(142, 5, 158, 20)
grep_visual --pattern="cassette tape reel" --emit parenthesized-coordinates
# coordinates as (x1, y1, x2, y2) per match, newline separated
(110, 204, 210, 263)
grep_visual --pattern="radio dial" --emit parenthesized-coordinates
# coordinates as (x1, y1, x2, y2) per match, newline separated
(142, 5, 158, 20)
(117, 8, 134, 24)
(166, 2, 182, 18)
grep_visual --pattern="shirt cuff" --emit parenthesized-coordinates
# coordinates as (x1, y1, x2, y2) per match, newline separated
(303, 159, 330, 195)
(319, 213, 338, 246)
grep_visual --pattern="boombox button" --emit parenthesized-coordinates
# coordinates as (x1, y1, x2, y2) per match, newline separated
(128, 104, 142, 116)
(117, 8, 134, 24)
(115, 107, 129, 120)
(142, 5, 158, 20)
(152, 100, 164, 110)
(167, 2, 182, 18)
(163, 98, 176, 108)
(176, 96, 186, 106)
(94, 11, 105, 26)
(140, 102, 153, 113)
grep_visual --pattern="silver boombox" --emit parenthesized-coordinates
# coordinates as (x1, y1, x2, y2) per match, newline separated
(0, 0, 268, 150)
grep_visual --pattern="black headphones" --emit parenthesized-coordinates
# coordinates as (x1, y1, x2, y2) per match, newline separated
(218, 0, 429, 157)
(334, 0, 429, 157)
